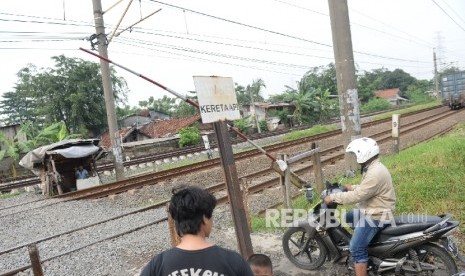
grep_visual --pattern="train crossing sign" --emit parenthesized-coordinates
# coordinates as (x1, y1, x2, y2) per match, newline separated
(193, 76, 241, 123)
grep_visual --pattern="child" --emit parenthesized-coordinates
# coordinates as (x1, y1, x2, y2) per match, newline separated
(248, 253, 273, 276)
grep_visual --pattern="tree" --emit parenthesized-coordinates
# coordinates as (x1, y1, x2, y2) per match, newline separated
(0, 121, 78, 177)
(357, 68, 419, 102)
(116, 105, 140, 121)
(282, 85, 314, 125)
(235, 83, 248, 106)
(139, 95, 176, 115)
(303, 63, 338, 95)
(357, 68, 385, 103)
(0, 131, 25, 177)
(0, 65, 39, 126)
(1, 55, 128, 135)
(380, 69, 416, 95)
(313, 88, 338, 122)
(235, 79, 265, 106)
(172, 92, 199, 117)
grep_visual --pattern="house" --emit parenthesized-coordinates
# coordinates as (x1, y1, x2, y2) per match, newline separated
(119, 110, 170, 128)
(375, 88, 408, 106)
(138, 115, 202, 138)
(241, 102, 296, 130)
(242, 102, 295, 121)
(0, 124, 27, 151)
(100, 115, 204, 150)
(119, 115, 152, 128)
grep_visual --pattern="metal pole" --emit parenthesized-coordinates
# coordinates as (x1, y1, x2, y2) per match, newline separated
(91, 0, 125, 181)
(28, 244, 44, 276)
(328, 0, 361, 176)
(79, 48, 277, 161)
(214, 121, 253, 258)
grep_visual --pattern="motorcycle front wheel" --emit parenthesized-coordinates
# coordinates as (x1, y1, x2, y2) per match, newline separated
(282, 227, 327, 270)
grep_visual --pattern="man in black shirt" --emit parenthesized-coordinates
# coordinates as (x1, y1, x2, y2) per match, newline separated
(141, 186, 253, 276)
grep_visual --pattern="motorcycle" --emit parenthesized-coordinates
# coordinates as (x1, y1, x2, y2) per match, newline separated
(282, 181, 465, 275)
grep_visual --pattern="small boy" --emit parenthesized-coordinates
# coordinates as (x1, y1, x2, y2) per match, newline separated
(248, 253, 273, 276)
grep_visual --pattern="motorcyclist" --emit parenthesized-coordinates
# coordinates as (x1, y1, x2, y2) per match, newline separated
(324, 137, 396, 276)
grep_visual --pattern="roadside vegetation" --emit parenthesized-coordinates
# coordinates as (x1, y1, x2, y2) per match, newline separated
(252, 123, 465, 250)
(371, 101, 440, 121)
(283, 125, 337, 141)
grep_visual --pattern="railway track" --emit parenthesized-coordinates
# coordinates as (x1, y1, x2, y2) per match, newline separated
(1, 107, 460, 276)
(56, 106, 456, 200)
(0, 105, 443, 193)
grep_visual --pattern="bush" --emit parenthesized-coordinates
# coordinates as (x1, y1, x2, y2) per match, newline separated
(361, 98, 391, 113)
(405, 86, 435, 104)
(233, 117, 252, 134)
(259, 120, 268, 132)
(178, 126, 201, 147)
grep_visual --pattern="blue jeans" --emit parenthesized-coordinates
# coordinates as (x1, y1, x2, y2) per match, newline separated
(345, 209, 383, 263)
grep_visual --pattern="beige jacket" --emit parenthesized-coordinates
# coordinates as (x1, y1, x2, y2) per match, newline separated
(330, 159, 396, 221)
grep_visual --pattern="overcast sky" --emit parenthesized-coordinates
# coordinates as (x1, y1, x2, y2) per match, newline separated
(1, 0, 465, 107)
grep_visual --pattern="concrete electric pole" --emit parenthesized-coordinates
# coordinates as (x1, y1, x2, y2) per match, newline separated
(328, 0, 361, 175)
(92, 0, 125, 181)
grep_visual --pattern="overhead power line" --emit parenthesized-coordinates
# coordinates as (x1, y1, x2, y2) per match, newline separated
(148, 0, 332, 47)
(148, 0, 429, 64)
(439, 0, 465, 26)
(431, 0, 465, 32)
(272, 0, 433, 48)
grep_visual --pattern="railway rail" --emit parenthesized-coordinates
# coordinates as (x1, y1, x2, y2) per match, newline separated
(0, 105, 442, 193)
(56, 106, 457, 200)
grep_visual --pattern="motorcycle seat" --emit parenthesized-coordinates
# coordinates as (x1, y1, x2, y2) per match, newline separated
(377, 215, 443, 236)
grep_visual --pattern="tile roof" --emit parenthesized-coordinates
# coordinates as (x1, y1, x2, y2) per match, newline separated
(375, 88, 400, 99)
(99, 127, 135, 150)
(139, 115, 201, 139)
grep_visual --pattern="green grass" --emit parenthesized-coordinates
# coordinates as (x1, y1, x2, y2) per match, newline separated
(283, 124, 337, 141)
(371, 102, 441, 121)
(383, 124, 465, 228)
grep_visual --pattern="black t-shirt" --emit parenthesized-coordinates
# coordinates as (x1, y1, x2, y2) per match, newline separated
(140, 245, 253, 276)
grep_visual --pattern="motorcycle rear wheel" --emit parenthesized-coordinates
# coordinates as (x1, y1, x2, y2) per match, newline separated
(414, 244, 458, 275)
(282, 227, 327, 270)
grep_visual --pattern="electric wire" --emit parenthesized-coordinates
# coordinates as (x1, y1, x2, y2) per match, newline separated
(147, 0, 429, 63)
(439, 0, 465, 25)
(115, 35, 428, 69)
(271, 0, 434, 48)
(431, 0, 465, 32)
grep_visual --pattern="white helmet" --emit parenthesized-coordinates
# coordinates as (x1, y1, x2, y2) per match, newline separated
(346, 137, 379, 164)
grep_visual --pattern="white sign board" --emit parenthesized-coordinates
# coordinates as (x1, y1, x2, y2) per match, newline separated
(193, 76, 241, 123)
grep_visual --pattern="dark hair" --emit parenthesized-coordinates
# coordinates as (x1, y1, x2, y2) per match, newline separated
(169, 186, 217, 236)
(247, 254, 272, 270)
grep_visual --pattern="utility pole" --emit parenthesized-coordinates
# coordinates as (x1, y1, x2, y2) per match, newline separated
(92, 0, 125, 181)
(434, 50, 440, 99)
(328, 0, 361, 175)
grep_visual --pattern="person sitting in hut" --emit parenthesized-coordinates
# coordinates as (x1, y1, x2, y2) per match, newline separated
(75, 165, 89, 179)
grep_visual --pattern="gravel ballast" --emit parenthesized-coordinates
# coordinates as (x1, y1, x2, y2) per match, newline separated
(1, 107, 464, 276)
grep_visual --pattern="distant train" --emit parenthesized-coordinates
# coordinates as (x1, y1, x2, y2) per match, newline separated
(441, 70, 465, 109)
